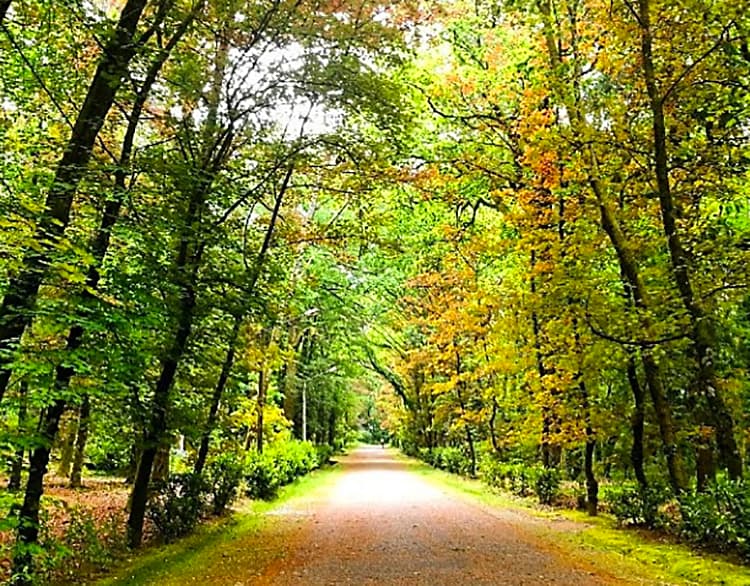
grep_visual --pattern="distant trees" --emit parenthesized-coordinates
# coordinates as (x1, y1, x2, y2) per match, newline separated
(369, 0, 750, 517)
(0, 0, 413, 581)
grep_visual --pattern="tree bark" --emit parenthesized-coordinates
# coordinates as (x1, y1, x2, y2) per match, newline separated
(69, 394, 91, 488)
(637, 0, 742, 480)
(592, 182, 688, 493)
(11, 399, 66, 585)
(194, 316, 241, 475)
(127, 274, 198, 548)
(0, 0, 11, 26)
(51, 1, 201, 424)
(580, 380, 598, 516)
(626, 354, 649, 490)
(56, 414, 76, 478)
(7, 380, 28, 491)
(0, 0, 150, 403)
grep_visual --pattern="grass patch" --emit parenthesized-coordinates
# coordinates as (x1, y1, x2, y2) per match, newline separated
(97, 464, 342, 586)
(401, 454, 750, 586)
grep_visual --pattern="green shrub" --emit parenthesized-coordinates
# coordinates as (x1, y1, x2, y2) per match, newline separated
(478, 454, 505, 488)
(679, 478, 750, 559)
(244, 452, 281, 500)
(477, 457, 535, 497)
(206, 454, 244, 515)
(315, 444, 334, 467)
(533, 466, 561, 505)
(146, 473, 208, 542)
(244, 441, 321, 501)
(607, 482, 670, 529)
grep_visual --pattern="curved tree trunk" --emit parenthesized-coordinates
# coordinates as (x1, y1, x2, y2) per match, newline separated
(636, 0, 742, 480)
(0, 0, 150, 403)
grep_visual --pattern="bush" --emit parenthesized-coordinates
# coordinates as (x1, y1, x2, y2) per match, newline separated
(607, 482, 670, 529)
(146, 473, 208, 542)
(533, 467, 561, 505)
(419, 446, 473, 476)
(315, 444, 334, 467)
(679, 478, 750, 559)
(244, 440, 321, 501)
(54, 507, 125, 582)
(478, 457, 535, 497)
(244, 452, 281, 500)
(206, 454, 244, 515)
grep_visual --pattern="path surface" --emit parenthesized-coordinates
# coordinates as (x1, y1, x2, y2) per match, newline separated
(250, 446, 613, 585)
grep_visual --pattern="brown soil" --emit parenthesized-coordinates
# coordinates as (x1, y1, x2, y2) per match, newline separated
(244, 446, 625, 585)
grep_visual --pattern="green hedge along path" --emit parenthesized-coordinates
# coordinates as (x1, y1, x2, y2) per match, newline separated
(102, 446, 681, 585)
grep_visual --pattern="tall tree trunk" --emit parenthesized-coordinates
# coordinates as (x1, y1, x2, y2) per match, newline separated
(11, 399, 66, 585)
(0, 0, 151, 403)
(580, 380, 598, 516)
(591, 180, 688, 493)
(626, 354, 648, 490)
(127, 277, 198, 548)
(56, 414, 76, 478)
(194, 316, 241, 475)
(637, 0, 742, 480)
(530, 250, 559, 469)
(0, 0, 11, 26)
(489, 395, 500, 455)
(256, 368, 266, 453)
(7, 380, 28, 491)
(50, 1, 202, 427)
(69, 394, 91, 488)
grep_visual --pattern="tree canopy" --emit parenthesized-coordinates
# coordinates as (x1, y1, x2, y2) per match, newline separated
(1, 0, 750, 581)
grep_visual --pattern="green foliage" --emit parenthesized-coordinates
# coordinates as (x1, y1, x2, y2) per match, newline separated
(679, 478, 750, 560)
(315, 444, 335, 467)
(478, 456, 535, 497)
(243, 441, 321, 501)
(146, 474, 208, 542)
(606, 482, 671, 529)
(205, 454, 244, 516)
(533, 467, 561, 506)
(418, 447, 473, 476)
(53, 507, 125, 582)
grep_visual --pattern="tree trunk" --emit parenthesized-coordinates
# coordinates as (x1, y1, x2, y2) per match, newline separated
(70, 394, 91, 488)
(0, 0, 150, 403)
(591, 181, 688, 493)
(11, 400, 66, 585)
(194, 316, 241, 475)
(56, 414, 77, 478)
(0, 0, 11, 26)
(152, 443, 170, 483)
(584, 435, 598, 515)
(637, 0, 742, 480)
(489, 395, 500, 455)
(127, 281, 197, 548)
(626, 354, 648, 490)
(256, 367, 267, 454)
(327, 410, 336, 447)
(696, 444, 716, 492)
(49, 1, 202, 432)
(7, 380, 28, 491)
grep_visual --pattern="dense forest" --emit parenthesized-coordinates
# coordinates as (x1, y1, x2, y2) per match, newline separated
(1, 0, 750, 583)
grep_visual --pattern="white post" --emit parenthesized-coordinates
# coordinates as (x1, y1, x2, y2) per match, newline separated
(302, 380, 307, 442)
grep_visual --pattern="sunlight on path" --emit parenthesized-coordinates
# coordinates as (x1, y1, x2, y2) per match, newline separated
(256, 446, 609, 585)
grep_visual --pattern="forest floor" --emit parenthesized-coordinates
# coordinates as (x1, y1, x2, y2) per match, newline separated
(99, 446, 750, 586)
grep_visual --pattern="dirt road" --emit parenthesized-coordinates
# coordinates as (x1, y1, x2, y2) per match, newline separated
(252, 446, 611, 585)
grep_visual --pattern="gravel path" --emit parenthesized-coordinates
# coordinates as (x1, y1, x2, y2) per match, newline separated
(252, 446, 616, 585)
